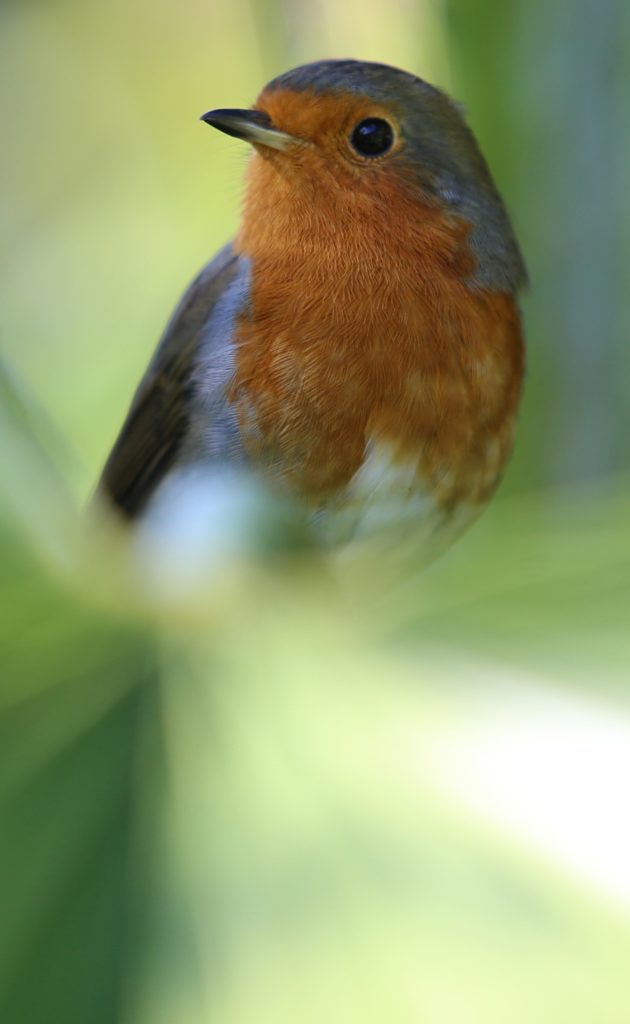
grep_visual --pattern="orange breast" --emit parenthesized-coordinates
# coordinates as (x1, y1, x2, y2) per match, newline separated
(229, 146, 524, 518)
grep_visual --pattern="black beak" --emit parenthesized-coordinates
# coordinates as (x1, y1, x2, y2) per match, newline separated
(200, 108, 298, 150)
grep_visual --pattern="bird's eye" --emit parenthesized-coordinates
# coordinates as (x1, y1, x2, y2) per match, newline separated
(350, 118, 394, 157)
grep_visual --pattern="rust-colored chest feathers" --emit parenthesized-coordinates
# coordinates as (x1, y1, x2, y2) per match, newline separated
(228, 87, 524, 527)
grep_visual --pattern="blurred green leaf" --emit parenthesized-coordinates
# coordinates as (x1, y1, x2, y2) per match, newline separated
(2, 370, 630, 1023)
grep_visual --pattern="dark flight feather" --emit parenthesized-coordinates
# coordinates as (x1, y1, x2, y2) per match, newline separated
(97, 243, 239, 518)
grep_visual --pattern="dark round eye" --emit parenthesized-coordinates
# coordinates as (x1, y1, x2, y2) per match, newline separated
(350, 118, 394, 157)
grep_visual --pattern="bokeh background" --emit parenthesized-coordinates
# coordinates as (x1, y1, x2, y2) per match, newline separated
(2, 1, 630, 1022)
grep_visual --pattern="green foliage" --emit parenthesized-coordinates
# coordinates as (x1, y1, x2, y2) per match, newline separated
(2, 360, 630, 1023)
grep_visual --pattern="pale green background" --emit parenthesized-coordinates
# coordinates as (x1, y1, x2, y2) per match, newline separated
(1, 3, 630, 1023)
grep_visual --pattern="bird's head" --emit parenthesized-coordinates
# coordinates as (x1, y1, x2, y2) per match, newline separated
(201, 60, 526, 293)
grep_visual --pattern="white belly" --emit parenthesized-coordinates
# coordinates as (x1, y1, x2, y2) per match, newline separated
(314, 441, 481, 563)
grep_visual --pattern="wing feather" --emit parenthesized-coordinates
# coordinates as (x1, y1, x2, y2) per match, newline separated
(97, 242, 240, 518)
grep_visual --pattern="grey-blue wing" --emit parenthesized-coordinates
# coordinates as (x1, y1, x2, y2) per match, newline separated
(97, 242, 242, 518)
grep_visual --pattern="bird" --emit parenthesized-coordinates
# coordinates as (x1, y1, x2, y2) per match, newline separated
(97, 59, 526, 563)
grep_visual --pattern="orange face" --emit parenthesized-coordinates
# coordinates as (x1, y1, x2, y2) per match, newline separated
(236, 88, 475, 293)
(248, 87, 447, 226)
(257, 87, 403, 169)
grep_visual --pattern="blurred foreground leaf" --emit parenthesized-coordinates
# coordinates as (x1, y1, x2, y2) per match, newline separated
(1, 368, 630, 1024)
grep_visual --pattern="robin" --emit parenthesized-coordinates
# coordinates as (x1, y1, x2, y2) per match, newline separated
(98, 59, 526, 560)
